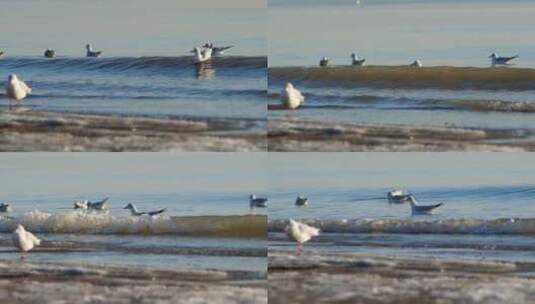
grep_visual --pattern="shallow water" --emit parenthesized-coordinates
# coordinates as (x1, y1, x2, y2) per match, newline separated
(0, 153, 268, 273)
(268, 153, 535, 264)
(268, 0, 535, 135)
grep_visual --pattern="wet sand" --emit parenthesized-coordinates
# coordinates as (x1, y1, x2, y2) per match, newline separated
(0, 110, 266, 151)
(268, 117, 533, 151)
(0, 259, 267, 304)
(269, 250, 535, 304)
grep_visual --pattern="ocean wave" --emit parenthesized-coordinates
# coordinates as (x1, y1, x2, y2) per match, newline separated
(0, 56, 267, 72)
(269, 66, 535, 90)
(269, 218, 535, 235)
(0, 210, 266, 238)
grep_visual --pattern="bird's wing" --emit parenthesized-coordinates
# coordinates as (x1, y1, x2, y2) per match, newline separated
(20, 81, 32, 94)
(25, 231, 41, 245)
(148, 208, 167, 216)
(298, 223, 320, 236)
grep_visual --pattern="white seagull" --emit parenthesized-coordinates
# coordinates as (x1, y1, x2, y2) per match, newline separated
(280, 83, 305, 110)
(74, 197, 109, 211)
(0, 203, 12, 213)
(193, 47, 212, 64)
(408, 195, 443, 215)
(387, 189, 411, 204)
(285, 219, 320, 255)
(319, 56, 329, 67)
(6, 74, 32, 110)
(86, 44, 102, 57)
(410, 60, 422, 68)
(351, 53, 366, 66)
(123, 203, 167, 216)
(489, 53, 518, 66)
(249, 194, 268, 208)
(295, 196, 308, 207)
(198, 43, 233, 56)
(12, 224, 41, 254)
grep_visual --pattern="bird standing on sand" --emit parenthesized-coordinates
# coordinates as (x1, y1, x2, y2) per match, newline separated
(489, 53, 518, 66)
(250, 194, 268, 208)
(0, 203, 12, 213)
(193, 47, 212, 64)
(387, 190, 411, 204)
(295, 196, 309, 207)
(410, 60, 422, 68)
(319, 56, 329, 67)
(123, 203, 167, 216)
(6, 74, 32, 111)
(285, 219, 320, 255)
(281, 83, 304, 110)
(408, 195, 443, 215)
(44, 49, 56, 58)
(12, 224, 41, 255)
(351, 53, 366, 66)
(86, 44, 102, 57)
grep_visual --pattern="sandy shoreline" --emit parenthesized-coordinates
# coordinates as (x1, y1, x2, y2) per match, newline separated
(269, 250, 535, 304)
(0, 259, 267, 303)
(0, 110, 266, 151)
(268, 117, 533, 151)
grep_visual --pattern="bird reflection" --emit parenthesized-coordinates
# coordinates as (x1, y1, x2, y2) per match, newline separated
(195, 62, 215, 80)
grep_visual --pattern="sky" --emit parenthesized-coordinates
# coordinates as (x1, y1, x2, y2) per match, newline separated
(0, 0, 266, 56)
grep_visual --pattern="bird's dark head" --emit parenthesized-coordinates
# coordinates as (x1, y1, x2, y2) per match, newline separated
(123, 203, 134, 210)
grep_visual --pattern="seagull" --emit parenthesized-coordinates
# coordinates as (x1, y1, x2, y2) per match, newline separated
(410, 59, 422, 68)
(280, 83, 305, 110)
(123, 203, 167, 216)
(0, 51, 4, 57)
(407, 195, 443, 215)
(86, 44, 102, 57)
(351, 53, 366, 66)
(6, 74, 32, 111)
(74, 197, 109, 211)
(0, 203, 12, 213)
(193, 47, 212, 64)
(285, 219, 320, 255)
(387, 189, 411, 204)
(12, 224, 41, 255)
(249, 194, 268, 208)
(295, 196, 308, 207)
(319, 57, 329, 67)
(44, 49, 56, 58)
(489, 53, 518, 65)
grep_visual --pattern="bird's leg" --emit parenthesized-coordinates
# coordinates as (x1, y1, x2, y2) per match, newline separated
(8, 98, 11, 111)
(20, 252, 27, 260)
(297, 243, 303, 256)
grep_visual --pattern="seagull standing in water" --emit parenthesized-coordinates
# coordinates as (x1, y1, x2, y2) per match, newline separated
(74, 197, 109, 211)
(285, 219, 320, 255)
(0, 203, 12, 213)
(86, 44, 102, 57)
(12, 225, 41, 256)
(351, 53, 366, 66)
(295, 196, 309, 207)
(489, 53, 518, 66)
(319, 56, 329, 67)
(408, 195, 443, 215)
(193, 47, 212, 64)
(281, 83, 305, 110)
(410, 60, 423, 68)
(6, 74, 32, 111)
(123, 203, 167, 216)
(249, 194, 268, 208)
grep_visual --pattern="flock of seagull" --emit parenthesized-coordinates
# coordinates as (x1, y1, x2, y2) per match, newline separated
(280, 189, 444, 255)
(278, 52, 519, 111)
(318, 52, 518, 68)
(2, 42, 233, 110)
